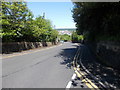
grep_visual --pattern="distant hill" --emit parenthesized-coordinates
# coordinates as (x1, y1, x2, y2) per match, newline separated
(56, 28, 76, 31)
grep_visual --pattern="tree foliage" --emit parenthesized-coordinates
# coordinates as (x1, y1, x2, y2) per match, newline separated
(72, 2, 120, 42)
(2, 2, 32, 42)
(72, 31, 83, 43)
(59, 34, 71, 42)
(1, 2, 58, 42)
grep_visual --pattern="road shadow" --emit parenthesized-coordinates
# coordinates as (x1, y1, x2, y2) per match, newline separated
(55, 46, 79, 69)
(78, 44, 120, 88)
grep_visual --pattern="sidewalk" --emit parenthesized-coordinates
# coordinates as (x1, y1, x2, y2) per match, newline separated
(78, 44, 120, 89)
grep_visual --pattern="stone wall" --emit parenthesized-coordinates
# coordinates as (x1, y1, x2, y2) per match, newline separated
(96, 41, 120, 70)
(84, 41, 120, 70)
(1, 42, 57, 54)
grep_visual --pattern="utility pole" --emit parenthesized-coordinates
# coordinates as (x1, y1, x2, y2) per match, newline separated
(42, 12, 45, 19)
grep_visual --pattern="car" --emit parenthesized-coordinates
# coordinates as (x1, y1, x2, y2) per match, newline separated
(60, 40, 64, 43)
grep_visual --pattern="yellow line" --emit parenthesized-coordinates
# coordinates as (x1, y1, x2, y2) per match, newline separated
(73, 47, 98, 89)
(75, 70, 82, 79)
(79, 70, 99, 89)
(3, 44, 62, 59)
(86, 78, 99, 89)
(85, 82, 94, 89)
(74, 67, 77, 71)
(74, 67, 80, 71)
(74, 68, 99, 89)
(82, 78, 95, 89)
(79, 70, 84, 76)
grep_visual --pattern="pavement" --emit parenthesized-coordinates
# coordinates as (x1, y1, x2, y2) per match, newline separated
(2, 42, 81, 88)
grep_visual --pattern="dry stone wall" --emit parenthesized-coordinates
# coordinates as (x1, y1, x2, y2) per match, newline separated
(2, 42, 57, 54)
(97, 41, 120, 70)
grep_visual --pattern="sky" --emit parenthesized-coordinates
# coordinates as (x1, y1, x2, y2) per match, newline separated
(27, 2, 76, 29)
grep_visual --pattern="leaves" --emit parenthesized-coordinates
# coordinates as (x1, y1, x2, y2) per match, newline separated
(72, 2, 120, 42)
(2, 2, 58, 42)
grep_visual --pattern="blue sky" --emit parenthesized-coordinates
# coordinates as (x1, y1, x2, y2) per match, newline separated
(27, 2, 76, 29)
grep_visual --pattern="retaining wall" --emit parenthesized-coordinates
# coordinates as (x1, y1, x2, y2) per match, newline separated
(84, 41, 120, 70)
(1, 42, 57, 54)
(96, 41, 120, 70)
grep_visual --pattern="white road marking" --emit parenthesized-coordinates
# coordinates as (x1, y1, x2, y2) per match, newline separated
(72, 73, 76, 80)
(66, 73, 76, 89)
(66, 81, 72, 88)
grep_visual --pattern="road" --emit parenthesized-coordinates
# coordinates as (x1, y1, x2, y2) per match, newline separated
(2, 42, 79, 88)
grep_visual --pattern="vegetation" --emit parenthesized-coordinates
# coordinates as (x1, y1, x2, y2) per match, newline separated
(1, 2, 58, 42)
(59, 34, 71, 42)
(72, 2, 120, 42)
(58, 31, 83, 43)
(71, 31, 83, 43)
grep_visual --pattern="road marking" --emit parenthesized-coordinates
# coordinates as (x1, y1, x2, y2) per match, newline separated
(75, 70, 82, 79)
(74, 68, 99, 89)
(2, 44, 62, 59)
(66, 81, 72, 89)
(66, 73, 76, 89)
(71, 73, 76, 80)
(86, 78, 98, 89)
(85, 82, 94, 89)
(73, 45, 99, 89)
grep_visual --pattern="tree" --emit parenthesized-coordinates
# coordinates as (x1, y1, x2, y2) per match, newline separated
(2, 2, 32, 42)
(72, 31, 83, 43)
(60, 34, 71, 42)
(48, 29, 58, 42)
(72, 2, 120, 42)
(1, 2, 59, 43)
(33, 16, 53, 42)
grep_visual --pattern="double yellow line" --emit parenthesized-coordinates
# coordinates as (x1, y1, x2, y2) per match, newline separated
(74, 67, 99, 90)
(73, 45, 99, 89)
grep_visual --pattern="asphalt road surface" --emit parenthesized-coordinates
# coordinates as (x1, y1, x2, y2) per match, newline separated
(2, 42, 79, 88)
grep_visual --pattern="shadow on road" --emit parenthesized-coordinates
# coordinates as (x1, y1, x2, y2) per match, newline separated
(79, 44, 120, 88)
(55, 46, 79, 69)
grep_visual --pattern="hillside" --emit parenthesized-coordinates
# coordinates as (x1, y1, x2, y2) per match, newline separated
(56, 28, 76, 31)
